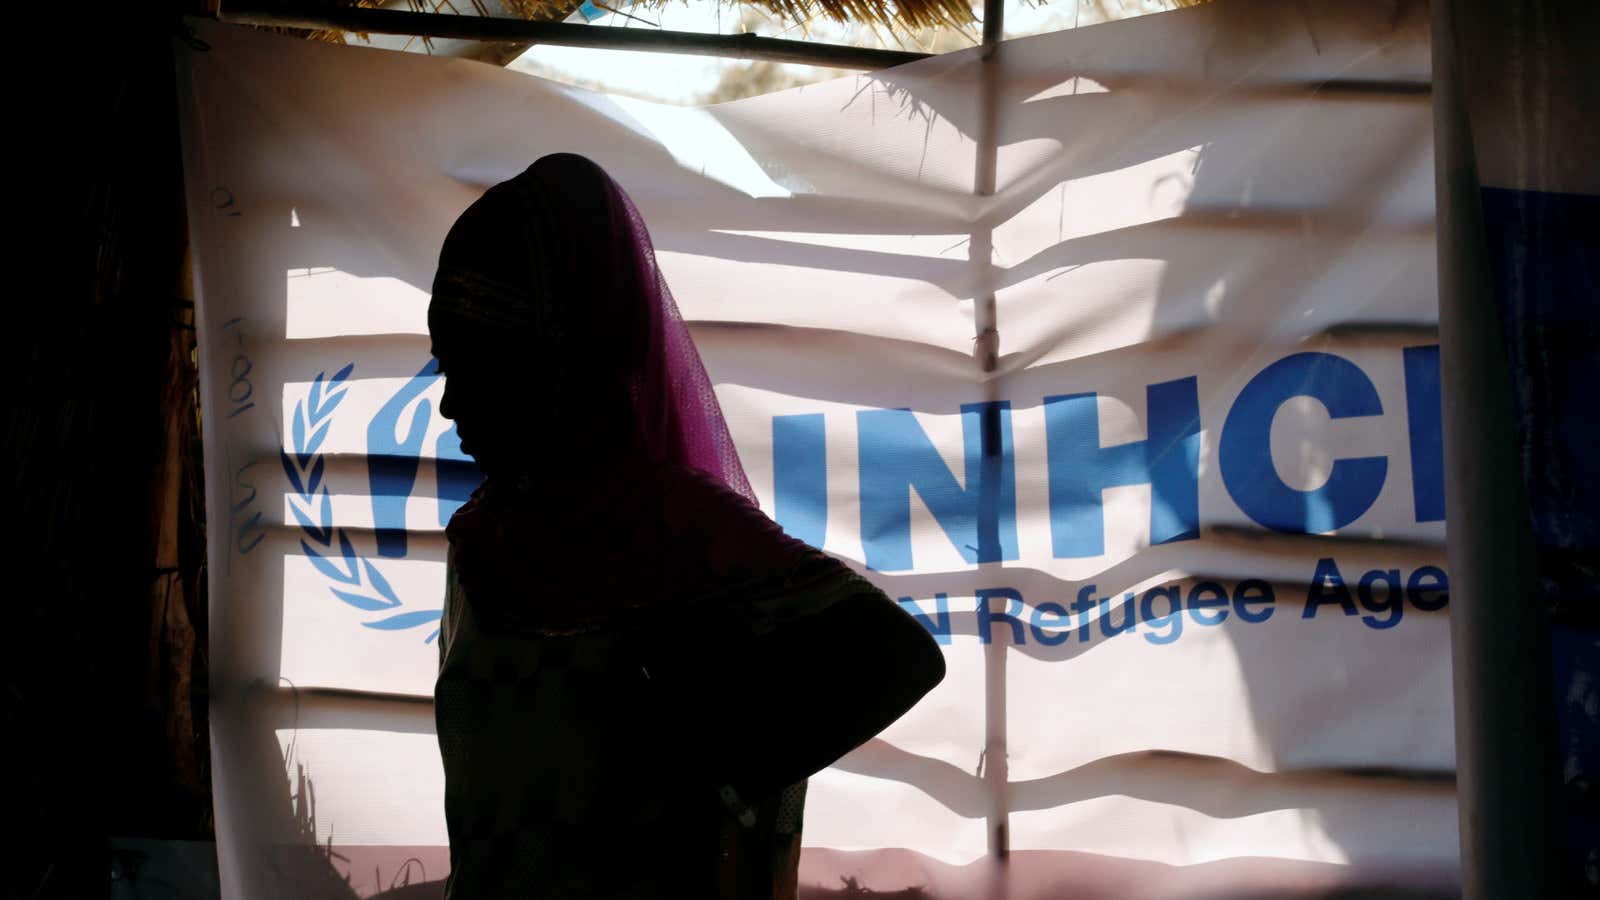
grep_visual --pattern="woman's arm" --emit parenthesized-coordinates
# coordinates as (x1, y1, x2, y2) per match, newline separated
(640, 466, 948, 797)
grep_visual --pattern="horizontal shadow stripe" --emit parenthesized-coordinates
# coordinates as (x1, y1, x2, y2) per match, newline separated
(832, 740, 1453, 821)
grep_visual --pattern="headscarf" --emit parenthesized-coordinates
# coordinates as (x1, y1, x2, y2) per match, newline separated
(432, 154, 776, 634)
(429, 152, 752, 501)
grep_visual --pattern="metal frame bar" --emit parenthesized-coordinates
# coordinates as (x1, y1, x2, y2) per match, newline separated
(217, 0, 935, 70)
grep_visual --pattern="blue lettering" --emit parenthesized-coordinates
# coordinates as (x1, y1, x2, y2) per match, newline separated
(1043, 377, 1200, 558)
(1402, 345, 1446, 522)
(1072, 584, 1099, 641)
(976, 587, 1026, 645)
(773, 413, 828, 547)
(1232, 579, 1276, 623)
(1139, 586, 1184, 645)
(1187, 581, 1230, 626)
(1029, 601, 1072, 646)
(1220, 352, 1388, 533)
(857, 402, 1018, 571)
(1407, 565, 1450, 611)
(1304, 556, 1358, 618)
(897, 593, 953, 644)
(1100, 593, 1137, 639)
(1357, 568, 1404, 630)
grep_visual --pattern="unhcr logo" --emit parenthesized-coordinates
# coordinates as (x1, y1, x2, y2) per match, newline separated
(300, 346, 1446, 640)
(283, 361, 482, 643)
(773, 347, 1446, 572)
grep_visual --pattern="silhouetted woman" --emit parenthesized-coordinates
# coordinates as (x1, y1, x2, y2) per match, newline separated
(429, 154, 945, 899)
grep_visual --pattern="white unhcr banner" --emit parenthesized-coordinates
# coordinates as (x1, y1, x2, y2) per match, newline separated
(176, 0, 1455, 896)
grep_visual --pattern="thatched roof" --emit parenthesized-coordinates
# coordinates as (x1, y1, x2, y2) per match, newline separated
(286, 1, 1211, 48)
(294, 0, 977, 43)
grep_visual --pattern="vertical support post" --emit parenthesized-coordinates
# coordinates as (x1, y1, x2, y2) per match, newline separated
(972, 0, 1002, 376)
(1432, 1, 1560, 896)
(973, 0, 1008, 874)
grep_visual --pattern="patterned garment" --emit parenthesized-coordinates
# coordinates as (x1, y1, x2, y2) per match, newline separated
(434, 458, 863, 899)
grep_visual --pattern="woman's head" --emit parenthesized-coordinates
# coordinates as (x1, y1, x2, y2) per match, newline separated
(429, 153, 753, 498)
(429, 154, 648, 478)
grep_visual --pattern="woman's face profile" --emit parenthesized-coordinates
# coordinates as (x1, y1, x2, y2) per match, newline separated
(428, 158, 649, 481)
(431, 330, 531, 477)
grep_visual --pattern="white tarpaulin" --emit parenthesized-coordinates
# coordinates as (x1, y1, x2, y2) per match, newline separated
(177, 0, 1455, 896)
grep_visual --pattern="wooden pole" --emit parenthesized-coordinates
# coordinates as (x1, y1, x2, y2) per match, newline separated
(218, 1, 934, 70)
(974, 0, 1007, 879)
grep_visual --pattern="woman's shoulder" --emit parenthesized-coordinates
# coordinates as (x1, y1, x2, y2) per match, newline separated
(651, 460, 779, 537)
(650, 458, 754, 507)
(647, 460, 830, 585)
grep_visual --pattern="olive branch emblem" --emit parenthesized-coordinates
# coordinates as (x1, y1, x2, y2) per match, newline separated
(282, 364, 442, 643)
